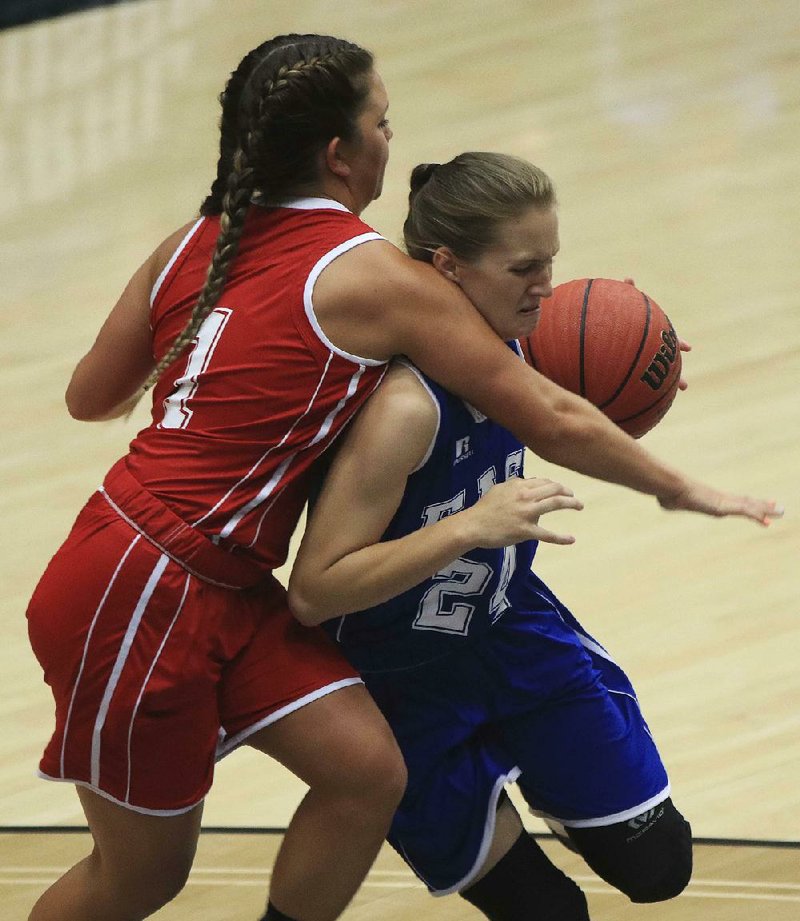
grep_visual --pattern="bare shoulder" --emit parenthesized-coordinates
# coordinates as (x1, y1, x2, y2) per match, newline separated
(342, 361, 439, 472)
(373, 361, 438, 424)
(330, 239, 452, 307)
(146, 218, 204, 285)
(312, 238, 462, 361)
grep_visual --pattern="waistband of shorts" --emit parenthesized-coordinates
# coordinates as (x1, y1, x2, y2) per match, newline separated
(99, 458, 266, 590)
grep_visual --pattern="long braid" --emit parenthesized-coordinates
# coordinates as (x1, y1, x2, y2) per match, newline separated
(200, 43, 269, 216)
(142, 34, 373, 393)
(142, 149, 255, 390)
(200, 37, 362, 216)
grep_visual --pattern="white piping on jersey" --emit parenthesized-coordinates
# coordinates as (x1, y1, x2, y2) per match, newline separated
(406, 766, 522, 897)
(61, 534, 142, 778)
(90, 552, 170, 788)
(190, 353, 339, 532)
(244, 362, 369, 549)
(252, 361, 386, 556)
(124, 570, 191, 803)
(149, 217, 204, 310)
(537, 784, 672, 829)
(215, 676, 363, 759)
(193, 355, 367, 543)
(574, 630, 619, 667)
(273, 196, 351, 212)
(150, 199, 349, 309)
(545, 586, 621, 669)
(395, 359, 441, 473)
(100, 489, 244, 590)
(304, 232, 388, 366)
(36, 772, 201, 817)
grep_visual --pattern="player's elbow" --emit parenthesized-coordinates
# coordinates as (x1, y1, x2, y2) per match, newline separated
(65, 386, 117, 421)
(65, 384, 100, 421)
(287, 579, 333, 627)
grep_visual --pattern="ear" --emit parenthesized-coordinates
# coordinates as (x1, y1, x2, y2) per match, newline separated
(324, 136, 351, 178)
(431, 247, 461, 284)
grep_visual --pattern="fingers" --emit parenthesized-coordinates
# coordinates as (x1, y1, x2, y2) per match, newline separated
(532, 527, 577, 545)
(728, 497, 784, 526)
(660, 486, 784, 527)
(525, 494, 585, 516)
(474, 477, 583, 547)
(519, 476, 576, 501)
(516, 480, 583, 544)
(677, 339, 691, 391)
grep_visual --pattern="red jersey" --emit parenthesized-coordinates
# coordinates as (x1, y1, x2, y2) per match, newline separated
(122, 197, 388, 571)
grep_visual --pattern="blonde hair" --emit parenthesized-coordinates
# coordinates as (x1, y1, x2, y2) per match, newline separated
(403, 152, 556, 264)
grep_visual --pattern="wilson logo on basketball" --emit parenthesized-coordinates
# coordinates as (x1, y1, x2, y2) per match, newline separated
(640, 324, 679, 391)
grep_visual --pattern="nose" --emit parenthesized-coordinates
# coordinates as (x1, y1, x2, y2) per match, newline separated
(528, 274, 553, 299)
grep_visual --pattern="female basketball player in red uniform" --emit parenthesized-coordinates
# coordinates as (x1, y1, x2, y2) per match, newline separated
(26, 33, 780, 921)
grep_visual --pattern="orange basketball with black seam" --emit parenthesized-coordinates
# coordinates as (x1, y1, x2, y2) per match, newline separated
(521, 278, 681, 438)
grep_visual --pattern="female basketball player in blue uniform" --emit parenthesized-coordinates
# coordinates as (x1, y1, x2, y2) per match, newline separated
(288, 154, 707, 919)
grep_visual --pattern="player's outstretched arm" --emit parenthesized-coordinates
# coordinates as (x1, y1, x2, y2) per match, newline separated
(315, 243, 782, 527)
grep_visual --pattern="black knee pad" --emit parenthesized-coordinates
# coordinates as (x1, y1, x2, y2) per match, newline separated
(461, 831, 590, 921)
(566, 797, 692, 903)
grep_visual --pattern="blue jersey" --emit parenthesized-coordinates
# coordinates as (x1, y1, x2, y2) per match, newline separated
(319, 346, 670, 894)
(324, 345, 536, 673)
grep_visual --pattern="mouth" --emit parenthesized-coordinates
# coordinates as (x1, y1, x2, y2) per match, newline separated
(518, 303, 541, 335)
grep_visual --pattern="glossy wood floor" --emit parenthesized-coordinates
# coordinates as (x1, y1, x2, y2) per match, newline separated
(2, 831, 799, 920)
(2, 0, 798, 917)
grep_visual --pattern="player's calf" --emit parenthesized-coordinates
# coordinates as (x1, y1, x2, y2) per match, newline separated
(460, 831, 590, 920)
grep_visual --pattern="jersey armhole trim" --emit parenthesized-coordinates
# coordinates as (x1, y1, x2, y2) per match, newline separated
(304, 232, 388, 366)
(149, 217, 205, 310)
(395, 359, 441, 473)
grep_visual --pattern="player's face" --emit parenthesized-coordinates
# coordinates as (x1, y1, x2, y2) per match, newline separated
(454, 205, 559, 341)
(344, 69, 392, 212)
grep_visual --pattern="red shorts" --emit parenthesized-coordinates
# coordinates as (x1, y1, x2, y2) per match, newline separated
(26, 485, 359, 815)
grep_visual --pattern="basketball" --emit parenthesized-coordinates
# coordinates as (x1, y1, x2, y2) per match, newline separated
(521, 278, 682, 438)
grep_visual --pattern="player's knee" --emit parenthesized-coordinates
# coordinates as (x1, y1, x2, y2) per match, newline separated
(326, 735, 407, 822)
(460, 832, 590, 921)
(99, 846, 194, 915)
(568, 797, 692, 903)
(357, 735, 407, 806)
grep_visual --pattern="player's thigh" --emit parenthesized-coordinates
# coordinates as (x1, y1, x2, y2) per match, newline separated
(216, 580, 402, 790)
(504, 671, 668, 823)
(247, 682, 405, 792)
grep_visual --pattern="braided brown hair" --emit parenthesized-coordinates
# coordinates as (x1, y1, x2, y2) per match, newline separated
(143, 34, 374, 391)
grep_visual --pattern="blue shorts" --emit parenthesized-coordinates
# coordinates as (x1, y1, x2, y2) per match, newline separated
(363, 575, 669, 895)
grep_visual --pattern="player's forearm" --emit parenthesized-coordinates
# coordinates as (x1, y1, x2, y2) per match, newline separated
(532, 390, 687, 500)
(288, 514, 479, 626)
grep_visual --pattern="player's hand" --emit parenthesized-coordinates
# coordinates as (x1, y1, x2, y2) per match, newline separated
(658, 481, 784, 526)
(466, 476, 583, 547)
(623, 278, 691, 391)
(676, 338, 691, 391)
